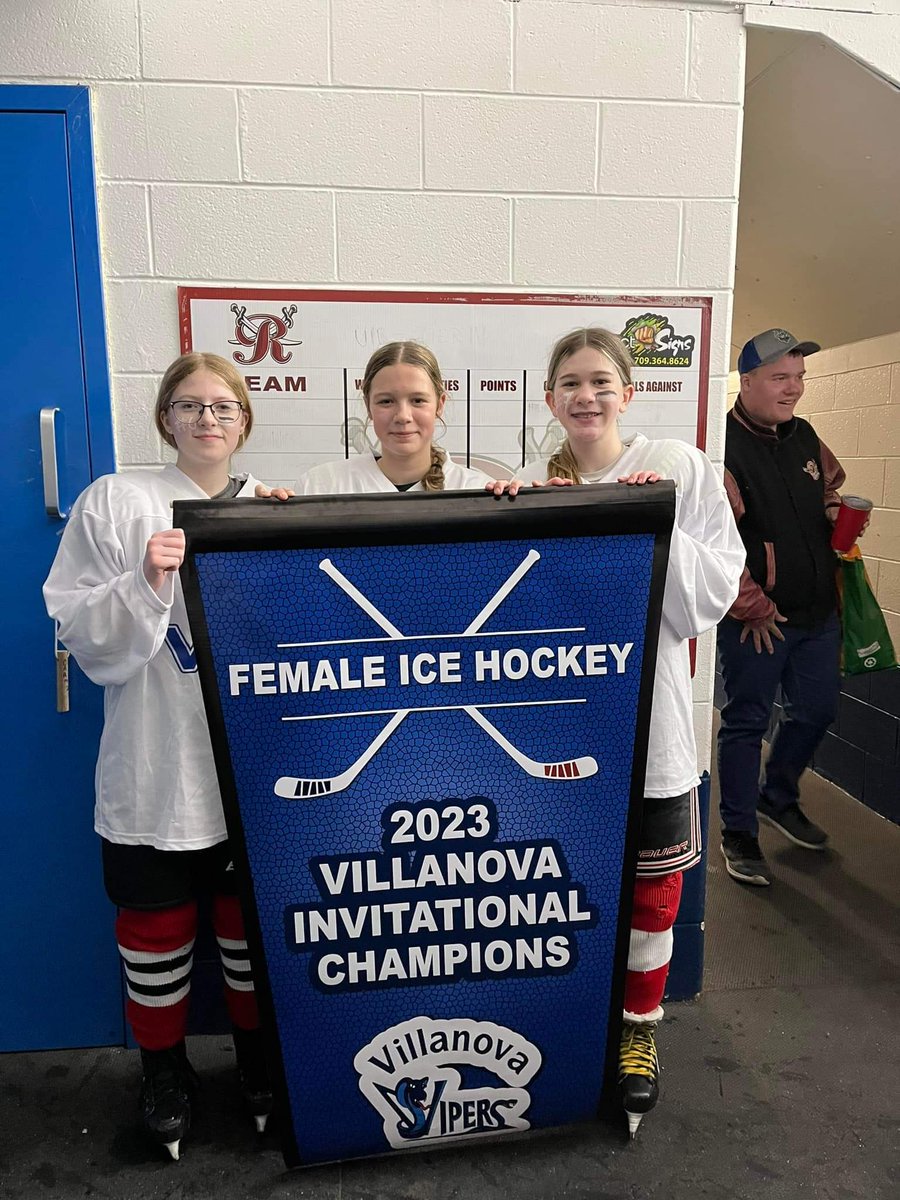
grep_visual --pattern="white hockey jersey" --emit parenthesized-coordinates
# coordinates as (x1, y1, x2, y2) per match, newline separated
(43, 464, 260, 850)
(296, 454, 492, 494)
(528, 433, 745, 798)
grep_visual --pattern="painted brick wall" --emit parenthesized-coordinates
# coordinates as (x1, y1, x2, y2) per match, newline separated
(0, 0, 751, 772)
(796, 332, 900, 823)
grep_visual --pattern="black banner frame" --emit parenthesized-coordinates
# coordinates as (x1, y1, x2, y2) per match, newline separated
(177, 484, 674, 1167)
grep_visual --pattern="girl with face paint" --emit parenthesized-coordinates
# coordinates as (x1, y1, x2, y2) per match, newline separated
(542, 329, 637, 481)
(520, 328, 745, 1136)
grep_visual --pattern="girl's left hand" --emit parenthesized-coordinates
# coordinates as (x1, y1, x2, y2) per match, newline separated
(618, 471, 662, 486)
(535, 477, 574, 488)
(255, 484, 295, 500)
(484, 477, 572, 498)
(485, 479, 524, 497)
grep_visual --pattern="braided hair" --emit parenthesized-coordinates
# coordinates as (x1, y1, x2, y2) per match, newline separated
(544, 328, 634, 483)
(361, 341, 447, 491)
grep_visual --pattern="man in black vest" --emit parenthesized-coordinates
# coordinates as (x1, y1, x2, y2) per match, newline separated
(718, 328, 845, 886)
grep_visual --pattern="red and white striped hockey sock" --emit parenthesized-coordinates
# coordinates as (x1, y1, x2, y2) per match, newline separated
(623, 872, 683, 1023)
(212, 893, 259, 1031)
(116, 903, 197, 1051)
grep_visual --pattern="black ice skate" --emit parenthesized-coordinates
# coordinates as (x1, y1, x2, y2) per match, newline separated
(618, 1022, 659, 1139)
(233, 1026, 273, 1134)
(139, 1042, 199, 1161)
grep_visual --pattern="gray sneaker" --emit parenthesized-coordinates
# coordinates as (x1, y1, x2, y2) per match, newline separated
(758, 800, 828, 850)
(720, 831, 772, 886)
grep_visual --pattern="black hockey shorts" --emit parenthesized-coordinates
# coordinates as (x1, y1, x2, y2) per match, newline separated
(635, 786, 701, 879)
(101, 838, 239, 910)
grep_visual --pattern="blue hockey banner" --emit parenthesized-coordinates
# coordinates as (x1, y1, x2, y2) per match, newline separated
(177, 486, 672, 1167)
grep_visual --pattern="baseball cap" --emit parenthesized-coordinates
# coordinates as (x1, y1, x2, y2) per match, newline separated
(738, 328, 821, 374)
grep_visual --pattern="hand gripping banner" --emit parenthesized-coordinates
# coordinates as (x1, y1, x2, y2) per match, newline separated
(176, 485, 673, 1167)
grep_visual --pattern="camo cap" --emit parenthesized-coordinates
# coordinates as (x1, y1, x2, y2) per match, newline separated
(738, 328, 821, 374)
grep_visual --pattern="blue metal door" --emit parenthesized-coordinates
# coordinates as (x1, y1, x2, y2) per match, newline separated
(0, 87, 122, 1049)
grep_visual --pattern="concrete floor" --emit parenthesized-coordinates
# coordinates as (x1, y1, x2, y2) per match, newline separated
(2, 764, 898, 1200)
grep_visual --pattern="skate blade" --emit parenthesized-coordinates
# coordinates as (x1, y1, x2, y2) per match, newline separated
(254, 1113, 268, 1134)
(163, 1139, 181, 1161)
(626, 1111, 643, 1139)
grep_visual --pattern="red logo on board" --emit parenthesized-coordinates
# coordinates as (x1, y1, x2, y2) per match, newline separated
(228, 304, 302, 365)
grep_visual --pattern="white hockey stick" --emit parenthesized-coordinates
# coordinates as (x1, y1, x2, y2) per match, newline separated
(318, 559, 404, 638)
(457, 548, 597, 778)
(319, 550, 540, 642)
(273, 710, 407, 798)
(463, 705, 598, 780)
(460, 549, 540, 634)
(275, 551, 541, 798)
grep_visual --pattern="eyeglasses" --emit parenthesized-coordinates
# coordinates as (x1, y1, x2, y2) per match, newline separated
(167, 400, 245, 425)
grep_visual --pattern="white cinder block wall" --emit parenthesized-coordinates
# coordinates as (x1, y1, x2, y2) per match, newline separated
(1, 0, 752, 775)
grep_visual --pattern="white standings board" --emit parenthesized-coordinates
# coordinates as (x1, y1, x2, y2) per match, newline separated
(179, 289, 712, 487)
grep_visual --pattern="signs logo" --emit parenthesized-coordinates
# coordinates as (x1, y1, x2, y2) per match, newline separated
(228, 303, 302, 365)
(620, 313, 696, 368)
(355, 1016, 542, 1147)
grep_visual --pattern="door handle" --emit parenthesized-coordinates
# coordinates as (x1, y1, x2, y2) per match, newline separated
(40, 407, 67, 518)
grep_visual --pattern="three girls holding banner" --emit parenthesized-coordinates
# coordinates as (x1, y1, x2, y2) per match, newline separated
(46, 330, 741, 1157)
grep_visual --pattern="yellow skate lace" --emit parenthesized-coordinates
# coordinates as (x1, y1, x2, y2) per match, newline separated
(619, 1025, 658, 1079)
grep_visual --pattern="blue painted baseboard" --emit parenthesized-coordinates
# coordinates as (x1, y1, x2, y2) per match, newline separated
(666, 923, 704, 1003)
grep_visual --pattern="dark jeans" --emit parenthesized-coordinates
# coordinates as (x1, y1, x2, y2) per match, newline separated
(717, 613, 841, 835)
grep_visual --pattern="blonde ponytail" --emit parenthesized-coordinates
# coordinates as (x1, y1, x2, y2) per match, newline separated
(546, 440, 582, 485)
(421, 446, 446, 492)
(361, 341, 449, 491)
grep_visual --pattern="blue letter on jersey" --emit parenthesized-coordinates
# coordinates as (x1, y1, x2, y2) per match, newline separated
(165, 625, 197, 673)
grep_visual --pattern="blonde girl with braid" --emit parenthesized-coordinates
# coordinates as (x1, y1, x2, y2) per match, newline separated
(513, 327, 745, 1137)
(293, 341, 491, 495)
(537, 326, 658, 487)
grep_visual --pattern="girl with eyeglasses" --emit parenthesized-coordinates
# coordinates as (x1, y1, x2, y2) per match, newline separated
(44, 353, 275, 1161)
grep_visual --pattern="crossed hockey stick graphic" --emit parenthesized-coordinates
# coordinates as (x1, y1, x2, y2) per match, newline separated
(274, 549, 599, 798)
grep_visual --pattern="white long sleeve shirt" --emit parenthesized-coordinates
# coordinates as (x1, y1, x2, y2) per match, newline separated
(43, 464, 260, 850)
(295, 454, 492, 495)
(528, 434, 745, 797)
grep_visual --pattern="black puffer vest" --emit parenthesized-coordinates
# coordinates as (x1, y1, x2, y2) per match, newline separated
(725, 406, 837, 627)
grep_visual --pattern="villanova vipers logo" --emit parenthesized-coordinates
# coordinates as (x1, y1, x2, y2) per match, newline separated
(355, 1016, 542, 1148)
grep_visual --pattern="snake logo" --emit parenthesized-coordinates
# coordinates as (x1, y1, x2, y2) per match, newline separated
(355, 1016, 542, 1149)
(372, 1076, 447, 1141)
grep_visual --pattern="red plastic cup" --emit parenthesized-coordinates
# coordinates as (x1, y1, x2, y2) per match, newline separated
(831, 495, 873, 552)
